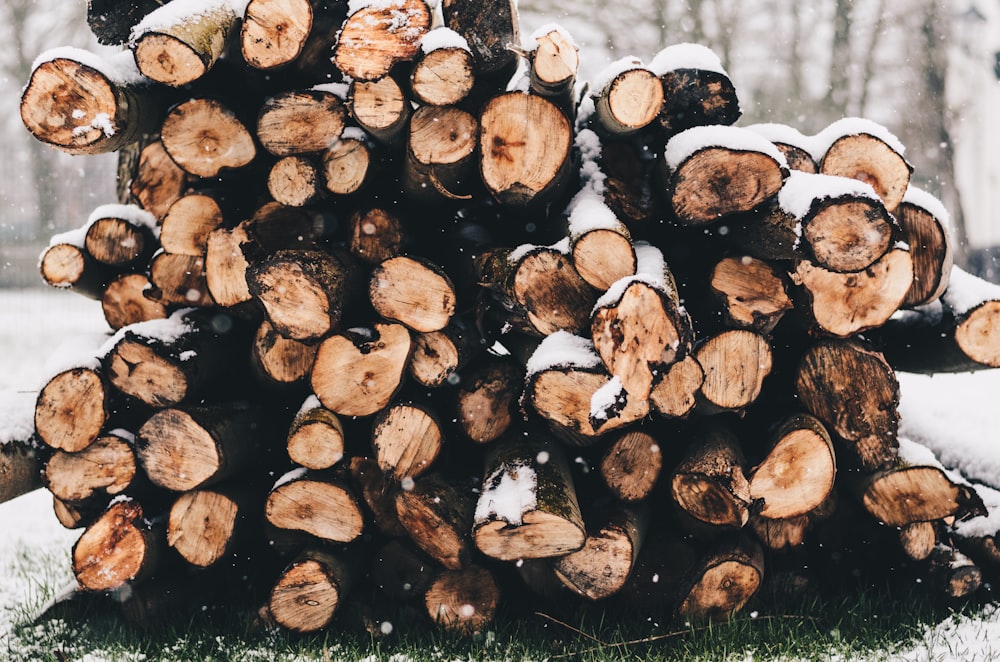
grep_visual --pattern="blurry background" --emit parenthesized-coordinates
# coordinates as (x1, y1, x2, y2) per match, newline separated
(2, 0, 999, 288)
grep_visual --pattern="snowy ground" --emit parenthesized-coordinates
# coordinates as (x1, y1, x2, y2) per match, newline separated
(2, 288, 1000, 659)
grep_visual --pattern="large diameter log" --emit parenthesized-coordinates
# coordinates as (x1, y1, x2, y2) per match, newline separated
(441, 0, 519, 77)
(160, 98, 257, 177)
(287, 396, 344, 470)
(707, 255, 793, 335)
(795, 339, 899, 471)
(372, 402, 442, 481)
(268, 548, 355, 633)
(748, 414, 836, 520)
(369, 256, 457, 333)
(265, 469, 364, 544)
(395, 473, 474, 570)
(333, 0, 431, 81)
(897, 186, 953, 307)
(101, 274, 169, 331)
(257, 89, 347, 157)
(130, 0, 239, 87)
(167, 485, 252, 567)
(21, 50, 159, 155)
(479, 93, 573, 206)
(817, 118, 912, 211)
(671, 421, 752, 529)
(694, 329, 772, 413)
(650, 43, 741, 136)
(72, 497, 163, 592)
(240, 0, 314, 70)
(160, 193, 227, 256)
(44, 432, 138, 504)
(677, 537, 764, 621)
(473, 435, 586, 560)
(600, 430, 663, 503)
(35, 366, 111, 452)
(311, 323, 413, 417)
(424, 565, 500, 634)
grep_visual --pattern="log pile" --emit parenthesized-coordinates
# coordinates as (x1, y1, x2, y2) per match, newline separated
(9, 0, 1000, 635)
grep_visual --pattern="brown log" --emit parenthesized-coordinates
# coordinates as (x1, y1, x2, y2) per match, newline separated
(251, 319, 318, 386)
(403, 105, 479, 201)
(748, 413, 836, 520)
(43, 432, 138, 504)
(593, 61, 663, 137)
(347, 456, 407, 537)
(694, 329, 772, 413)
(707, 255, 793, 335)
(322, 131, 373, 196)
(256, 89, 347, 157)
(345, 206, 405, 265)
(204, 223, 253, 309)
(479, 92, 573, 206)
(264, 469, 365, 544)
(749, 514, 811, 551)
(743, 123, 819, 174)
(101, 273, 168, 331)
(372, 401, 443, 481)
(925, 544, 982, 600)
(84, 204, 158, 270)
(650, 44, 741, 136)
(663, 126, 786, 226)
(268, 547, 355, 633)
(39, 241, 114, 300)
(286, 396, 345, 470)
(160, 192, 226, 256)
(350, 76, 411, 144)
(565, 194, 636, 291)
(794, 338, 899, 471)
(790, 245, 913, 338)
(333, 0, 431, 81)
(267, 155, 324, 207)
(131, 1, 239, 86)
(160, 98, 257, 178)
(676, 536, 764, 621)
(671, 421, 752, 529)
(441, 0, 519, 77)
(600, 138, 660, 226)
(424, 565, 500, 634)
(552, 505, 648, 601)
(167, 485, 253, 567)
(248, 248, 358, 342)
(21, 51, 159, 155)
(649, 355, 704, 419)
(137, 402, 264, 492)
(369, 256, 457, 333)
(411, 34, 475, 106)
(311, 323, 413, 417)
(130, 139, 191, 222)
(899, 521, 938, 561)
(0, 441, 42, 506)
(818, 119, 912, 211)
(897, 186, 953, 307)
(53, 496, 103, 530)
(35, 365, 111, 453)
(395, 473, 474, 570)
(600, 429, 663, 503)
(148, 252, 215, 307)
(455, 358, 523, 444)
(240, 0, 314, 71)
(409, 319, 480, 387)
(473, 434, 586, 560)
(528, 26, 578, 111)
(72, 497, 163, 592)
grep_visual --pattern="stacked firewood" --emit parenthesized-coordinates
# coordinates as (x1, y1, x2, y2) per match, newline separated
(6, 0, 1000, 635)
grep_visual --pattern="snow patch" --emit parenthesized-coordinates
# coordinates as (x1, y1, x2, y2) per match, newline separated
(901, 185, 951, 232)
(567, 191, 622, 236)
(38, 332, 109, 386)
(420, 27, 469, 53)
(507, 237, 571, 264)
(130, 0, 245, 43)
(525, 331, 602, 376)
(593, 242, 667, 312)
(474, 462, 537, 526)
(99, 308, 195, 357)
(590, 375, 624, 422)
(664, 125, 787, 171)
(742, 123, 823, 160)
(648, 42, 727, 76)
(31, 48, 145, 86)
(814, 117, 907, 158)
(88, 204, 159, 235)
(590, 55, 644, 94)
(777, 171, 880, 220)
(0, 392, 35, 447)
(272, 466, 308, 491)
(942, 267, 1000, 316)
(297, 394, 322, 418)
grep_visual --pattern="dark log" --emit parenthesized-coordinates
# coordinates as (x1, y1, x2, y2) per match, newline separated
(440, 0, 519, 78)
(424, 565, 500, 633)
(268, 547, 356, 632)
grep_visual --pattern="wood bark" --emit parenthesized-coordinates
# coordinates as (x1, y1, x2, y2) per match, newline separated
(347, 456, 407, 537)
(897, 190, 953, 308)
(39, 242, 115, 300)
(0, 441, 42, 506)
(84, 208, 157, 270)
(404, 105, 479, 201)
(424, 565, 500, 634)
(441, 0, 519, 78)
(657, 68, 741, 138)
(529, 27, 578, 112)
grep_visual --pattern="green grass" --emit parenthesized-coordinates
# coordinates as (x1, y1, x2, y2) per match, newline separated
(3, 577, 983, 662)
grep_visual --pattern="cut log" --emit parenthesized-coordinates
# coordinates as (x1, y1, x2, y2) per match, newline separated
(896, 186, 953, 307)
(333, 0, 431, 81)
(794, 338, 899, 471)
(72, 497, 163, 592)
(286, 396, 345, 470)
(649, 355, 704, 419)
(479, 92, 573, 206)
(130, 139, 191, 222)
(160, 193, 227, 256)
(369, 256, 457, 333)
(265, 469, 365, 543)
(529, 26, 578, 111)
(53, 496, 103, 530)
(204, 224, 254, 308)
(424, 565, 500, 634)
(167, 485, 252, 567)
(750, 514, 811, 551)
(403, 105, 479, 201)
(372, 401, 443, 481)
(0, 441, 42, 506)
(694, 329, 772, 413)
(137, 402, 264, 492)
(899, 521, 938, 561)
(267, 155, 324, 207)
(676, 536, 764, 621)
(130, 0, 239, 87)
(240, 0, 314, 71)
(925, 544, 982, 600)
(350, 76, 411, 144)
(600, 430, 663, 503)
(441, 0, 519, 77)
(39, 241, 115, 300)
(473, 435, 586, 560)
(707, 255, 794, 335)
(455, 358, 523, 444)
(268, 547, 355, 633)
(35, 365, 111, 453)
(650, 43, 741, 136)
(411, 32, 475, 106)
(148, 252, 215, 307)
(748, 413, 836, 520)
(395, 473, 474, 570)
(409, 319, 480, 387)
(565, 198, 636, 292)
(552, 505, 648, 601)
(160, 98, 257, 178)
(347, 456, 407, 537)
(593, 62, 663, 136)
(671, 421, 752, 529)
(251, 319, 318, 387)
(256, 89, 347, 157)
(21, 50, 159, 155)
(323, 132, 373, 196)
(43, 432, 138, 504)
(346, 207, 405, 265)
(101, 273, 168, 331)
(818, 118, 912, 211)
(311, 323, 413, 417)
(84, 204, 158, 270)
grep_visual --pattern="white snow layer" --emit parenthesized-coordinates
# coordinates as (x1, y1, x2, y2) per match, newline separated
(902, 185, 951, 232)
(31, 47, 145, 86)
(593, 242, 667, 312)
(525, 331, 602, 376)
(567, 191, 622, 236)
(590, 55, 645, 93)
(310, 81, 351, 99)
(742, 122, 823, 161)
(38, 332, 110, 387)
(531, 23, 577, 47)
(297, 394, 323, 418)
(590, 375, 624, 421)
(99, 308, 195, 357)
(777, 171, 880, 220)
(575, 128, 605, 193)
(347, 0, 407, 17)
(0, 392, 35, 447)
(420, 27, 470, 53)
(942, 266, 1000, 316)
(648, 42, 727, 76)
(664, 125, 788, 171)
(130, 0, 246, 42)
(272, 466, 308, 490)
(813, 116, 907, 157)
(507, 236, 571, 264)
(955, 481, 1000, 539)
(474, 463, 538, 526)
(88, 203, 159, 234)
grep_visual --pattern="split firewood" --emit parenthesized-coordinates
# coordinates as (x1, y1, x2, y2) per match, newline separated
(707, 255, 793, 335)
(591, 57, 663, 137)
(649, 43, 741, 137)
(409, 318, 480, 387)
(21, 49, 159, 155)
(268, 547, 356, 633)
(747, 413, 836, 520)
(130, 0, 239, 87)
(899, 521, 938, 561)
(84, 204, 159, 271)
(311, 323, 413, 417)
(239, 0, 315, 71)
(160, 98, 257, 178)
(600, 429, 663, 503)
(251, 320, 317, 387)
(528, 26, 579, 112)
(455, 357, 523, 444)
(72, 497, 164, 592)
(323, 130, 374, 196)
(553, 504, 648, 601)
(372, 401, 443, 481)
(404, 105, 479, 201)
(694, 329, 772, 413)
(676, 535, 764, 621)
(147, 252, 215, 307)
(473, 434, 586, 560)
(167, 484, 256, 567)
(35, 362, 113, 453)
(564, 191, 636, 291)
(265, 468, 365, 544)
(649, 355, 704, 419)
(671, 421, 753, 529)
(794, 338, 899, 471)
(896, 186, 953, 307)
(256, 88, 347, 157)
(817, 117, 912, 212)
(369, 256, 457, 333)
(744, 123, 820, 174)
(204, 224, 254, 308)
(286, 396, 345, 471)
(333, 0, 431, 81)
(43, 431, 139, 504)
(347, 456, 407, 537)
(137, 402, 266, 492)
(159, 193, 227, 256)
(411, 29, 475, 106)
(350, 76, 412, 144)
(129, 138, 191, 221)
(662, 125, 787, 226)
(424, 564, 500, 633)
(441, 0, 519, 78)
(395, 473, 474, 570)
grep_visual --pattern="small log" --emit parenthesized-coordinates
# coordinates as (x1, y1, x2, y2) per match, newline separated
(404, 105, 479, 201)
(479, 92, 573, 206)
(409, 319, 480, 387)
(649, 355, 704, 419)
(707, 255, 793, 335)
(676, 536, 764, 621)
(160, 192, 227, 256)
(455, 357, 523, 444)
(256, 89, 347, 157)
(552, 505, 648, 601)
(160, 98, 257, 178)
(39, 241, 114, 300)
(372, 401, 443, 481)
(333, 0, 431, 81)
(593, 60, 663, 136)
(899, 521, 938, 561)
(395, 473, 474, 570)
(473, 434, 586, 560)
(411, 33, 475, 107)
(130, 0, 239, 87)
(441, 0, 519, 77)
(101, 273, 168, 331)
(240, 0, 314, 71)
(671, 421, 752, 529)
(287, 396, 345, 470)
(694, 329, 772, 413)
(72, 497, 163, 592)
(35, 364, 111, 453)
(130, 139, 191, 221)
(748, 414, 836, 520)
(268, 547, 356, 633)
(268, 155, 324, 207)
(323, 131, 373, 196)
(21, 50, 159, 155)
(370, 255, 457, 333)
(44, 432, 138, 504)
(565, 193, 636, 291)
(167, 485, 253, 567)
(311, 323, 413, 417)
(794, 338, 900, 471)
(251, 319, 318, 387)
(818, 117, 912, 211)
(350, 76, 411, 144)
(649, 43, 741, 136)
(148, 252, 215, 307)
(265, 469, 365, 544)
(346, 206, 405, 265)
(347, 456, 407, 537)
(84, 204, 158, 270)
(137, 402, 264, 492)
(600, 429, 663, 503)
(529, 26, 578, 111)
(424, 565, 500, 634)
(897, 186, 953, 307)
